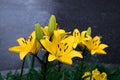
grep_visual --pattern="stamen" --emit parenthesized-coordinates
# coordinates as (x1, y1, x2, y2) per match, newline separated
(25, 41, 27, 44)
(64, 43, 67, 46)
(23, 38, 26, 40)
(93, 39, 98, 43)
(93, 41, 95, 44)
(58, 44, 59, 48)
(22, 40, 25, 43)
(75, 32, 77, 37)
(66, 46, 69, 50)
(22, 40, 27, 44)
(86, 40, 88, 42)
(59, 48, 61, 51)
(77, 32, 79, 36)
(95, 43, 97, 46)
(64, 46, 69, 52)
(64, 49, 66, 52)
(29, 36, 33, 41)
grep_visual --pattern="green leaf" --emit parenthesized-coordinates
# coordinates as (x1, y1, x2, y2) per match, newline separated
(35, 23, 43, 41)
(6, 72, 13, 80)
(86, 27, 92, 36)
(61, 72, 65, 80)
(0, 73, 3, 80)
(48, 15, 57, 36)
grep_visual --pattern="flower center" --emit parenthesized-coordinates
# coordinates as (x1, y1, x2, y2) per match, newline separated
(92, 39, 99, 49)
(55, 42, 69, 57)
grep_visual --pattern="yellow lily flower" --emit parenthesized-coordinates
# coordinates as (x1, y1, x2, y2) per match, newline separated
(82, 69, 107, 80)
(82, 71, 91, 80)
(40, 30, 83, 65)
(73, 28, 89, 48)
(97, 72, 107, 80)
(93, 69, 107, 80)
(85, 36, 108, 55)
(42, 26, 50, 40)
(8, 31, 41, 60)
(92, 69, 100, 79)
(42, 26, 70, 40)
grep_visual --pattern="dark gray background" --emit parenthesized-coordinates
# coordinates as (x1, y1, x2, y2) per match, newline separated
(0, 0, 120, 71)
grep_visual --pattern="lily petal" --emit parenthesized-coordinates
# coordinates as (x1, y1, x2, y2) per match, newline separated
(99, 44, 108, 49)
(58, 55, 73, 65)
(42, 26, 49, 36)
(48, 54, 57, 61)
(81, 31, 86, 38)
(93, 36, 100, 45)
(60, 36, 75, 54)
(52, 29, 66, 45)
(58, 50, 83, 65)
(69, 50, 83, 58)
(96, 50, 107, 54)
(91, 50, 96, 55)
(20, 52, 28, 60)
(9, 46, 22, 53)
(17, 37, 26, 45)
(40, 39, 55, 54)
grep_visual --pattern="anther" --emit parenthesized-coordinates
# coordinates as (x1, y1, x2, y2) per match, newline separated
(29, 36, 33, 41)
(22, 40, 27, 44)
(77, 32, 79, 36)
(66, 46, 69, 50)
(59, 48, 61, 51)
(64, 43, 67, 46)
(95, 43, 97, 46)
(58, 44, 59, 48)
(22, 40, 25, 43)
(64, 49, 66, 52)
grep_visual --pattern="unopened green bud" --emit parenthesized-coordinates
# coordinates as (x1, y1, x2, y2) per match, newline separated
(35, 23, 42, 41)
(86, 27, 92, 36)
(48, 15, 57, 36)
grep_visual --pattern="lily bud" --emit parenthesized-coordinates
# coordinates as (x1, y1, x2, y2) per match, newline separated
(35, 23, 42, 41)
(48, 15, 57, 36)
(86, 27, 92, 36)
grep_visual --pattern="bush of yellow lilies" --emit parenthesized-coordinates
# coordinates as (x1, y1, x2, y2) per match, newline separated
(3, 15, 119, 80)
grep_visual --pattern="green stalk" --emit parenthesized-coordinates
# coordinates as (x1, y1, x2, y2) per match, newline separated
(79, 46, 86, 79)
(90, 70, 92, 80)
(43, 52, 49, 80)
(58, 61, 61, 72)
(31, 56, 35, 70)
(20, 57, 26, 78)
(82, 46, 86, 61)
(35, 55, 45, 65)
(26, 56, 31, 70)
(30, 56, 35, 70)
(35, 55, 48, 80)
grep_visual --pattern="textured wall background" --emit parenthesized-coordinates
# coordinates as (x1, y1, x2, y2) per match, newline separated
(0, 0, 120, 71)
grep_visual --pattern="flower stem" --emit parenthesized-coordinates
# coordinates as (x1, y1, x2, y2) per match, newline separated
(20, 57, 26, 78)
(82, 46, 86, 60)
(26, 56, 31, 70)
(43, 52, 49, 80)
(58, 61, 61, 72)
(31, 56, 35, 70)
(90, 70, 92, 80)
(35, 55, 45, 65)
(78, 47, 86, 79)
